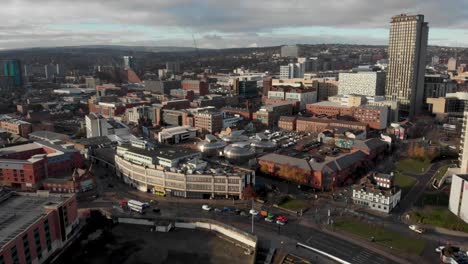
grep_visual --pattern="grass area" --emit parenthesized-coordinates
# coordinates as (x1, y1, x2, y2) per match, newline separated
(416, 192, 449, 207)
(277, 197, 308, 211)
(334, 219, 426, 255)
(434, 165, 449, 181)
(394, 172, 417, 196)
(395, 158, 431, 174)
(409, 208, 468, 233)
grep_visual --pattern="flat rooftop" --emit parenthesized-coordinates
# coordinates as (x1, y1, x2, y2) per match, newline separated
(0, 192, 68, 249)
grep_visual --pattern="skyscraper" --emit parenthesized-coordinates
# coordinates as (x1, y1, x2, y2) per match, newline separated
(385, 14, 428, 118)
(123, 56, 136, 70)
(2, 59, 22, 86)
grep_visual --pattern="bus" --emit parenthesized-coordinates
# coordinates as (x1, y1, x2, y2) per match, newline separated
(127, 200, 145, 213)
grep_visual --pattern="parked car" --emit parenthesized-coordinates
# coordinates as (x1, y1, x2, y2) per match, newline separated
(409, 225, 424, 234)
(276, 215, 288, 223)
(234, 209, 241, 215)
(265, 217, 274, 223)
(202, 205, 212, 211)
(240, 211, 247, 216)
(435, 246, 444, 253)
(249, 209, 259, 216)
(152, 208, 160, 213)
(214, 208, 222, 213)
(276, 220, 286, 226)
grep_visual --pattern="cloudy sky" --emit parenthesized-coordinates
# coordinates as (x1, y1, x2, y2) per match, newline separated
(1, 0, 467, 50)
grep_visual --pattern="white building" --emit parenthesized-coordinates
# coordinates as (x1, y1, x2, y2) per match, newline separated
(352, 173, 401, 213)
(268, 90, 317, 110)
(158, 126, 198, 144)
(280, 63, 304, 80)
(85, 113, 130, 138)
(338, 72, 386, 96)
(449, 174, 468, 224)
(125, 105, 155, 124)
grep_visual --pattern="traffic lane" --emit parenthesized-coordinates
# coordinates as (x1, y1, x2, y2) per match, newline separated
(304, 231, 397, 264)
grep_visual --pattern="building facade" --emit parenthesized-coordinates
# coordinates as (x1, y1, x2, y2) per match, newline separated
(0, 191, 80, 264)
(385, 14, 428, 118)
(338, 72, 386, 96)
(194, 112, 223, 134)
(449, 174, 468, 224)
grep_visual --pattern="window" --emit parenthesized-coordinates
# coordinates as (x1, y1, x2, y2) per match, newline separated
(11, 246, 18, 264)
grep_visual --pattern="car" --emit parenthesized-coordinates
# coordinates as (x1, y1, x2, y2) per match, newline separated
(107, 183, 114, 188)
(223, 206, 234, 212)
(276, 215, 288, 223)
(435, 246, 444, 253)
(214, 208, 222, 213)
(202, 205, 212, 211)
(234, 209, 241, 215)
(276, 220, 286, 226)
(142, 203, 150, 208)
(152, 208, 160, 213)
(249, 209, 259, 215)
(265, 217, 274, 223)
(240, 211, 247, 216)
(409, 225, 424, 234)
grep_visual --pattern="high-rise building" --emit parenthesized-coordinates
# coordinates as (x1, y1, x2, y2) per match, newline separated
(279, 63, 304, 79)
(448, 57, 459, 71)
(448, 174, 468, 224)
(385, 14, 428, 118)
(280, 45, 302, 58)
(123, 56, 136, 70)
(166, 62, 181, 73)
(2, 60, 22, 86)
(44, 64, 58, 80)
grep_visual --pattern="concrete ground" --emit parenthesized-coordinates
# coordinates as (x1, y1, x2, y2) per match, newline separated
(60, 223, 253, 264)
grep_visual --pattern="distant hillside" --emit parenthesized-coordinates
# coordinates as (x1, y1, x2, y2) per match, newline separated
(0, 45, 209, 54)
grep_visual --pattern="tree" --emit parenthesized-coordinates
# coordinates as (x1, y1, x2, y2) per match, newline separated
(242, 185, 257, 200)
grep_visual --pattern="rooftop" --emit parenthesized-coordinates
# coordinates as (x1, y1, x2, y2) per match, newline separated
(29, 131, 70, 142)
(159, 126, 198, 138)
(0, 191, 70, 249)
(258, 153, 311, 171)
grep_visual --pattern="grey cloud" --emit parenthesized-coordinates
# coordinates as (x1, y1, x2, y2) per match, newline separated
(0, 0, 467, 49)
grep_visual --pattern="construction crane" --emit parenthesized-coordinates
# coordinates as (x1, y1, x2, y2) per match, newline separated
(192, 33, 202, 70)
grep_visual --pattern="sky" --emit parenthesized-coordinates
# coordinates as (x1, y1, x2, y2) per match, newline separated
(0, 0, 467, 50)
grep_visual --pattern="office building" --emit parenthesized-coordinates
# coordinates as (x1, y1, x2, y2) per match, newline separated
(85, 113, 130, 138)
(0, 141, 84, 191)
(166, 62, 181, 73)
(158, 126, 198, 144)
(280, 63, 304, 79)
(449, 174, 468, 224)
(0, 115, 32, 137)
(182, 80, 208, 96)
(194, 112, 223, 134)
(448, 57, 459, 71)
(423, 74, 457, 109)
(123, 56, 136, 70)
(385, 14, 429, 118)
(2, 60, 22, 87)
(280, 45, 302, 58)
(145, 80, 181, 94)
(338, 72, 386, 96)
(237, 79, 257, 98)
(254, 103, 293, 127)
(427, 92, 468, 122)
(0, 190, 79, 264)
(459, 109, 468, 173)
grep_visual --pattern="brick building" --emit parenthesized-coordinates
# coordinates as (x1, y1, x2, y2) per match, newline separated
(182, 80, 208, 96)
(221, 107, 253, 120)
(194, 112, 223, 134)
(0, 116, 32, 137)
(0, 190, 80, 264)
(295, 117, 368, 134)
(278, 116, 297, 131)
(0, 142, 84, 191)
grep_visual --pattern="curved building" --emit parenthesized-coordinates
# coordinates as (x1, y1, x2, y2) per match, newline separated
(198, 134, 227, 157)
(115, 141, 255, 199)
(223, 142, 256, 164)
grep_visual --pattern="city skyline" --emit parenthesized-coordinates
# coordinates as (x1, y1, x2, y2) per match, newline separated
(1, 0, 467, 50)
